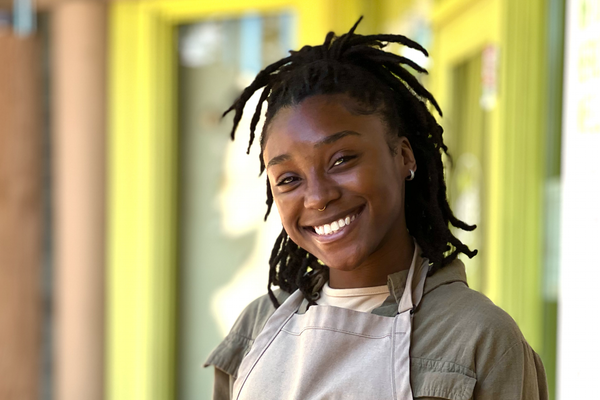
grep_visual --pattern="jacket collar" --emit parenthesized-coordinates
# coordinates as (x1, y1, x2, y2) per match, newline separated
(386, 255, 468, 305)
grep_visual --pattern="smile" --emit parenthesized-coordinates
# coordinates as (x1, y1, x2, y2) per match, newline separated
(314, 212, 358, 236)
(304, 205, 365, 243)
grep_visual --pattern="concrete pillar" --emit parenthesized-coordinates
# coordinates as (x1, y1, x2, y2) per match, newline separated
(0, 33, 43, 400)
(51, 2, 106, 399)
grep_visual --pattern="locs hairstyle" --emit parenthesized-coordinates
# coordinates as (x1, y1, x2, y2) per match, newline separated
(224, 17, 477, 308)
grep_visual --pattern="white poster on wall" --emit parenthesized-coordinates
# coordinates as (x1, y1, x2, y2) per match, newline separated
(558, 0, 600, 398)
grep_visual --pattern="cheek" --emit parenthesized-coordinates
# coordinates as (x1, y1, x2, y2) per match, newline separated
(355, 162, 404, 217)
(343, 160, 400, 198)
(274, 194, 302, 239)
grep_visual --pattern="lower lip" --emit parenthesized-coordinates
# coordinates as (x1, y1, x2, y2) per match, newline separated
(310, 206, 364, 244)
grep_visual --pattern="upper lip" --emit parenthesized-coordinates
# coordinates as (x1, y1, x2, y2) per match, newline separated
(301, 204, 364, 228)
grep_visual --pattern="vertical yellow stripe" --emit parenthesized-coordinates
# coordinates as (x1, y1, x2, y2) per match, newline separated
(107, 3, 141, 399)
(497, 0, 546, 351)
(107, 2, 177, 399)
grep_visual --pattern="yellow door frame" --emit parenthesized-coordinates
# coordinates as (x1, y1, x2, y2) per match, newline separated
(106, 1, 362, 399)
(430, 0, 547, 353)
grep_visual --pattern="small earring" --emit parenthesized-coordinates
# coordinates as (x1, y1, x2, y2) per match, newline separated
(406, 169, 415, 181)
(318, 205, 327, 212)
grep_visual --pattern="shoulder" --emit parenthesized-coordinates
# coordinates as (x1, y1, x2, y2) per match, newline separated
(417, 280, 525, 343)
(414, 259, 527, 354)
(203, 289, 290, 378)
(414, 280, 526, 365)
(411, 279, 547, 398)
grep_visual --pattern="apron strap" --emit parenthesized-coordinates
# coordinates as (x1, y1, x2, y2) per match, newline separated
(274, 289, 305, 315)
(234, 289, 304, 398)
(398, 256, 429, 314)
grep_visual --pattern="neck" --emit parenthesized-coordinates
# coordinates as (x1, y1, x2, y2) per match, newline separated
(328, 232, 415, 289)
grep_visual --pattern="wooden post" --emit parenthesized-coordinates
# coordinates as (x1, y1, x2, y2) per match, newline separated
(0, 33, 42, 400)
(51, 2, 107, 400)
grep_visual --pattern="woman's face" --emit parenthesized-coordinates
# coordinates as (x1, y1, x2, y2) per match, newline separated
(263, 94, 416, 276)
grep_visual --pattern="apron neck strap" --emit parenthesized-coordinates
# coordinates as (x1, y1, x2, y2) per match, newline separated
(398, 256, 429, 314)
(275, 289, 306, 315)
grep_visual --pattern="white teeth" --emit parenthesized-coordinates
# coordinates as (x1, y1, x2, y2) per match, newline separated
(313, 212, 359, 236)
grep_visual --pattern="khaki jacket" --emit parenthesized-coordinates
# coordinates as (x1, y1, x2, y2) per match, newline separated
(205, 259, 548, 399)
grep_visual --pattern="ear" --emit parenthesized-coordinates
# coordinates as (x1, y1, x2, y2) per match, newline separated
(395, 137, 417, 180)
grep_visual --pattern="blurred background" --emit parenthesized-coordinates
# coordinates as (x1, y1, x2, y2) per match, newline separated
(0, 0, 598, 399)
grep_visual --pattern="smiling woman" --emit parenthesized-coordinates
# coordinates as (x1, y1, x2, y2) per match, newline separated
(204, 18, 548, 400)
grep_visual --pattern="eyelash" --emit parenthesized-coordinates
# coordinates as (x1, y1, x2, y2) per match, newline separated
(275, 155, 357, 186)
(332, 155, 356, 167)
(276, 176, 297, 186)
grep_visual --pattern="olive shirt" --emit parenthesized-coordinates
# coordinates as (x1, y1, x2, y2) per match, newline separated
(204, 259, 548, 399)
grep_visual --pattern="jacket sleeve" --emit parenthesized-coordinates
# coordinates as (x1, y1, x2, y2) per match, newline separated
(473, 341, 549, 400)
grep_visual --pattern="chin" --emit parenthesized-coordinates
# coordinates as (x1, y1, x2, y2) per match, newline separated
(319, 251, 364, 272)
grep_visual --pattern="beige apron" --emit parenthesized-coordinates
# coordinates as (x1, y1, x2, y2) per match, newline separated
(233, 257, 429, 400)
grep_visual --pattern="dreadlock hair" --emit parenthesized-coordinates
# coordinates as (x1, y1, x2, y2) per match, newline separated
(224, 17, 478, 308)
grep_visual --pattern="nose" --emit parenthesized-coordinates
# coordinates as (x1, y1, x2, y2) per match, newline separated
(303, 173, 341, 210)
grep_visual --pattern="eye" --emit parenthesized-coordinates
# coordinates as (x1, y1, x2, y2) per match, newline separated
(276, 176, 297, 186)
(332, 155, 356, 167)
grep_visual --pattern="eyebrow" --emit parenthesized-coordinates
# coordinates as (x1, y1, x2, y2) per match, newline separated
(267, 154, 291, 168)
(266, 130, 361, 169)
(314, 130, 361, 148)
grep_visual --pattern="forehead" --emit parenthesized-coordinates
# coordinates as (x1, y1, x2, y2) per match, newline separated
(263, 94, 388, 156)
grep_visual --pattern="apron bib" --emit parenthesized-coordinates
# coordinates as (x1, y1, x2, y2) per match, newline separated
(233, 257, 429, 400)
